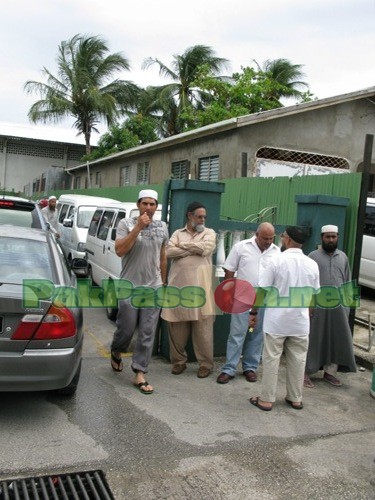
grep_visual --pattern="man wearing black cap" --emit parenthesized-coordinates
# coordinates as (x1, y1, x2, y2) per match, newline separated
(249, 226, 320, 411)
(161, 201, 217, 378)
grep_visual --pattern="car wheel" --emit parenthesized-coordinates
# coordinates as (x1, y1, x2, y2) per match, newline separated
(56, 360, 82, 396)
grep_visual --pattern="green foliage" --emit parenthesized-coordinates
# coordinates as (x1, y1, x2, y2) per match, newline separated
(182, 63, 315, 130)
(26, 36, 316, 155)
(142, 45, 230, 136)
(24, 34, 139, 154)
(83, 115, 158, 161)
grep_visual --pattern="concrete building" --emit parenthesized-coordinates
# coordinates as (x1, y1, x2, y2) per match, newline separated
(65, 86, 375, 191)
(0, 123, 87, 195)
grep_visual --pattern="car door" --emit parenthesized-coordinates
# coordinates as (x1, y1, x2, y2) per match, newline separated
(103, 209, 126, 280)
(86, 208, 105, 285)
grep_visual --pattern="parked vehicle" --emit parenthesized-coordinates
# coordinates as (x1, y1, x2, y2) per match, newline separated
(57, 194, 120, 263)
(359, 197, 375, 289)
(86, 203, 162, 319)
(0, 195, 46, 229)
(0, 225, 88, 395)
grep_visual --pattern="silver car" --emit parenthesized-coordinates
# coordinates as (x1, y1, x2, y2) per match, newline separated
(0, 225, 86, 395)
(0, 195, 46, 229)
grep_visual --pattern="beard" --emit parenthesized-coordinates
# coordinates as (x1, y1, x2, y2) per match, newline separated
(192, 222, 205, 233)
(322, 240, 338, 253)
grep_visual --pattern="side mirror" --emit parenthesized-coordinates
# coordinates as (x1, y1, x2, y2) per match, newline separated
(63, 218, 73, 228)
(71, 258, 89, 277)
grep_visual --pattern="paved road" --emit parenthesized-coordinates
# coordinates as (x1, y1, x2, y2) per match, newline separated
(0, 306, 374, 499)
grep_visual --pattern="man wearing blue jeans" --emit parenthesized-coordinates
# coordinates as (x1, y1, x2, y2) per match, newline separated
(217, 223, 279, 384)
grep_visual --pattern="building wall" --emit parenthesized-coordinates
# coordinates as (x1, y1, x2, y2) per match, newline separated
(236, 99, 374, 178)
(0, 137, 85, 194)
(67, 95, 375, 189)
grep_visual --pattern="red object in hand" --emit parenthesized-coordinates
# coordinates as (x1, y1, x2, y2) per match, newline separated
(214, 278, 256, 313)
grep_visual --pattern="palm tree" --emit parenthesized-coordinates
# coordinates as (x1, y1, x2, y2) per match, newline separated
(142, 45, 229, 136)
(24, 34, 140, 154)
(254, 58, 309, 104)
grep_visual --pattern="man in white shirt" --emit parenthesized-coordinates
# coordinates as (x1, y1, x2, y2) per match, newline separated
(41, 195, 60, 238)
(217, 223, 279, 384)
(249, 226, 320, 411)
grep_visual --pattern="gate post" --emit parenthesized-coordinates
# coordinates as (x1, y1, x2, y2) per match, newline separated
(295, 194, 350, 254)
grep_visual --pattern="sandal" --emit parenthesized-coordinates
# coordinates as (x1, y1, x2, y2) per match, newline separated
(285, 398, 303, 410)
(304, 374, 315, 388)
(249, 396, 272, 411)
(134, 381, 153, 395)
(110, 351, 123, 372)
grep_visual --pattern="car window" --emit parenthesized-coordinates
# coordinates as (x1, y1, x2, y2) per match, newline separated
(97, 210, 115, 241)
(58, 204, 70, 223)
(77, 206, 97, 228)
(88, 209, 103, 236)
(66, 205, 75, 220)
(0, 199, 43, 229)
(364, 204, 375, 236)
(111, 211, 126, 241)
(0, 237, 53, 284)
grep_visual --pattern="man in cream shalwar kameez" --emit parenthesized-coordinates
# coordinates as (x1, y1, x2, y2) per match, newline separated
(161, 201, 217, 378)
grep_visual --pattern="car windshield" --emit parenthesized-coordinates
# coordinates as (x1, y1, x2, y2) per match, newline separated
(0, 199, 43, 228)
(77, 206, 97, 228)
(0, 237, 53, 284)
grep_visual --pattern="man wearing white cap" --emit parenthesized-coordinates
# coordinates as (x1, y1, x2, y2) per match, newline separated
(110, 189, 169, 394)
(304, 224, 357, 388)
(41, 195, 60, 238)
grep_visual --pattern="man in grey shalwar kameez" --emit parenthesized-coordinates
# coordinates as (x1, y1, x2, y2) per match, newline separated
(304, 225, 357, 388)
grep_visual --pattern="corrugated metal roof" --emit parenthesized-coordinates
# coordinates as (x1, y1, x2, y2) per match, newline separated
(0, 121, 98, 147)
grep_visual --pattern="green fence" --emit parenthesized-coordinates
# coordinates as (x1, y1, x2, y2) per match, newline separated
(51, 172, 362, 266)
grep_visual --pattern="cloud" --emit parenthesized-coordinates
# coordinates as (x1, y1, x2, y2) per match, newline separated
(0, 0, 373, 136)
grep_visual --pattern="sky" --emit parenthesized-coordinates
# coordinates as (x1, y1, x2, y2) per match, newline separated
(0, 0, 374, 145)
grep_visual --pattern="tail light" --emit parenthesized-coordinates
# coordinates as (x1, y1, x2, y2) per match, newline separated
(12, 305, 77, 340)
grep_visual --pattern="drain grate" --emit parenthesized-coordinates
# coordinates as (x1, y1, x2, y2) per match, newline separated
(0, 470, 115, 500)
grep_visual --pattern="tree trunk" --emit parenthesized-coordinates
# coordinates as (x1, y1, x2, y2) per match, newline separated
(85, 130, 91, 156)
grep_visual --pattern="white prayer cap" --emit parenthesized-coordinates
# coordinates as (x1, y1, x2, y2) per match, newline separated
(48, 195, 57, 201)
(321, 224, 338, 234)
(138, 189, 158, 201)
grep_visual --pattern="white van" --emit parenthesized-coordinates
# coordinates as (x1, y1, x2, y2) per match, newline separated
(85, 203, 162, 319)
(57, 194, 120, 262)
(359, 198, 375, 289)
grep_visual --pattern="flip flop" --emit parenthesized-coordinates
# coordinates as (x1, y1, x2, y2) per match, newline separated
(249, 396, 272, 411)
(134, 381, 153, 395)
(110, 351, 123, 372)
(285, 398, 303, 410)
(304, 374, 315, 388)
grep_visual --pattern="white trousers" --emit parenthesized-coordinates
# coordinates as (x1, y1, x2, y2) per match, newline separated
(260, 332, 309, 403)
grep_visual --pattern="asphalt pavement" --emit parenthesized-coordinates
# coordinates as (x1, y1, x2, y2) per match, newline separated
(0, 300, 374, 500)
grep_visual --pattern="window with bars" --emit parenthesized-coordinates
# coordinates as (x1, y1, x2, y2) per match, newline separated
(198, 156, 219, 181)
(256, 147, 349, 169)
(172, 160, 189, 179)
(137, 162, 149, 185)
(120, 166, 131, 186)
